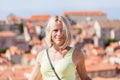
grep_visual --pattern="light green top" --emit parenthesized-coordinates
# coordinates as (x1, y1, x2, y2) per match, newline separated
(41, 47, 76, 80)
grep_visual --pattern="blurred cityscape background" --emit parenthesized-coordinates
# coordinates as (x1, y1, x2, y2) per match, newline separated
(0, 0, 120, 80)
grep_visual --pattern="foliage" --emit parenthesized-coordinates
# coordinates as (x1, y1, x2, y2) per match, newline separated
(0, 48, 7, 53)
(104, 38, 118, 47)
(15, 23, 24, 34)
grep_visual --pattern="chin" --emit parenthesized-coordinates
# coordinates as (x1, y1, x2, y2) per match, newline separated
(54, 40, 65, 46)
(58, 43, 64, 46)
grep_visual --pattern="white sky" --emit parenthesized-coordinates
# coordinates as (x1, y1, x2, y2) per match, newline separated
(0, 0, 120, 19)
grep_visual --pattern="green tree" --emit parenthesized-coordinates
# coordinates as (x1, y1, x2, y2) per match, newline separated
(104, 38, 118, 48)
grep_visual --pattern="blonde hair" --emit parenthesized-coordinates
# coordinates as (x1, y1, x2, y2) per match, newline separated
(45, 16, 72, 49)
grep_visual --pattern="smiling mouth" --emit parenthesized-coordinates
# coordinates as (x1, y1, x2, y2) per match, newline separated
(56, 37, 62, 39)
(56, 38, 61, 40)
(56, 38, 63, 41)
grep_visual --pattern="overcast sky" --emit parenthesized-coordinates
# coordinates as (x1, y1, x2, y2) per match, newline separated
(0, 0, 120, 20)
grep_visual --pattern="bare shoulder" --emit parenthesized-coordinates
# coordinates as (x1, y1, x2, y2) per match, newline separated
(73, 47, 84, 65)
(36, 49, 46, 63)
(73, 47, 83, 57)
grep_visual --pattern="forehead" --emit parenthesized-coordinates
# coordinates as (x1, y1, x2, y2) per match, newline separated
(52, 21, 63, 29)
(55, 21, 63, 26)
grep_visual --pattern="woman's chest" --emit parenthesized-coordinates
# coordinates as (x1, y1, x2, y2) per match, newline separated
(41, 55, 76, 75)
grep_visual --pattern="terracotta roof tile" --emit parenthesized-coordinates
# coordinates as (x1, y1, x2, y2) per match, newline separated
(99, 20, 120, 28)
(22, 15, 51, 21)
(22, 18, 30, 21)
(0, 31, 16, 37)
(0, 65, 32, 80)
(12, 16, 20, 21)
(92, 77, 118, 80)
(25, 53, 37, 61)
(63, 11, 106, 16)
(30, 15, 50, 20)
(86, 63, 116, 72)
(85, 55, 102, 65)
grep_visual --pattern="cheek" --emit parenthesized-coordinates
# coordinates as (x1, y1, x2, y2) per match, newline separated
(63, 34, 67, 40)
(51, 33, 56, 42)
(49, 32, 53, 42)
(51, 32, 55, 39)
(63, 32, 67, 37)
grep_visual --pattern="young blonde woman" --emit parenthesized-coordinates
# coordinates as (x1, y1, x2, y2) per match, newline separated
(29, 16, 91, 80)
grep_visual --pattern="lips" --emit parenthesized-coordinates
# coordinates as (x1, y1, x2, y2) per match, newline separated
(56, 36, 62, 39)
(56, 38, 62, 41)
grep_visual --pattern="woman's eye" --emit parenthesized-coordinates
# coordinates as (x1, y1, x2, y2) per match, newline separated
(53, 30, 58, 32)
(53, 29, 65, 33)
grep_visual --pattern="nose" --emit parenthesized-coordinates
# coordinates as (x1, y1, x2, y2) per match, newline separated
(57, 30, 62, 35)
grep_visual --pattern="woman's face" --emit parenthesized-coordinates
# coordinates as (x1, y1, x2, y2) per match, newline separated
(51, 21, 66, 47)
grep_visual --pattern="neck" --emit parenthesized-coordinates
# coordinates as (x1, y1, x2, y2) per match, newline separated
(51, 44, 69, 54)
(52, 44, 63, 52)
